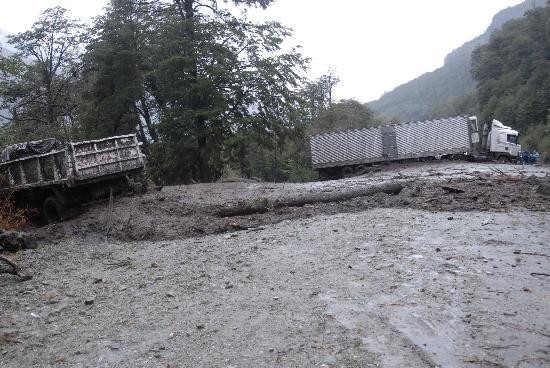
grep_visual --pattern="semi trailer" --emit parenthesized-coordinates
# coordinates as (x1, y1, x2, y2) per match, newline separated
(0, 134, 146, 223)
(310, 116, 521, 179)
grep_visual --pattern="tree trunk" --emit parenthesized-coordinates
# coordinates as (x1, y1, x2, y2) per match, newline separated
(195, 117, 212, 182)
(0, 255, 32, 280)
(216, 183, 404, 217)
(139, 96, 158, 142)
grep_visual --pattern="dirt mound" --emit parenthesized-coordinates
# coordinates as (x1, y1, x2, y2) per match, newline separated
(33, 172, 549, 244)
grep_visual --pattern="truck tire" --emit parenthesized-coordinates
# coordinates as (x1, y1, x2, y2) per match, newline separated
(354, 165, 369, 176)
(318, 169, 332, 181)
(42, 196, 63, 224)
(497, 155, 510, 163)
(127, 173, 147, 194)
(342, 166, 354, 178)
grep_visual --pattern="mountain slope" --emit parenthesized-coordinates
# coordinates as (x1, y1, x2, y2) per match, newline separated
(369, 0, 546, 122)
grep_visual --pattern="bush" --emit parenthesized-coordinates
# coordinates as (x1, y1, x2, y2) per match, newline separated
(0, 193, 27, 231)
(521, 123, 550, 163)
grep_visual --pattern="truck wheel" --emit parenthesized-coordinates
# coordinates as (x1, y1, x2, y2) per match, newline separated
(355, 165, 369, 175)
(127, 173, 147, 194)
(42, 196, 62, 224)
(497, 155, 509, 163)
(318, 170, 332, 181)
(342, 167, 354, 178)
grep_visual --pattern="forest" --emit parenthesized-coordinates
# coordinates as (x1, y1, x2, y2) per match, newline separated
(471, 3, 550, 154)
(0, 0, 549, 185)
(0, 0, 380, 184)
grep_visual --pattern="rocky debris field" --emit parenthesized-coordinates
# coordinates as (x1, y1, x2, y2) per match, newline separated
(31, 162, 550, 244)
(1, 162, 550, 367)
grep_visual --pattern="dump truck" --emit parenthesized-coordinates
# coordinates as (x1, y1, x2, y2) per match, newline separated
(310, 116, 521, 179)
(0, 134, 146, 223)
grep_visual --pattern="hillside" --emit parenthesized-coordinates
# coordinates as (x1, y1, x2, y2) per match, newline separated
(369, 0, 546, 122)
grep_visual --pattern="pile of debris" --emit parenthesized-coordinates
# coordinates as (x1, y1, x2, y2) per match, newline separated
(0, 229, 33, 252)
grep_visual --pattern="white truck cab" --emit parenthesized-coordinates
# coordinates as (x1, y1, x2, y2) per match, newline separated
(488, 119, 521, 159)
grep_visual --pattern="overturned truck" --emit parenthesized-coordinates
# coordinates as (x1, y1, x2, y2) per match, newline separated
(310, 116, 522, 179)
(0, 134, 146, 223)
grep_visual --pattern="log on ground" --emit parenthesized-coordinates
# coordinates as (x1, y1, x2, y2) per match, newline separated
(0, 255, 32, 280)
(217, 183, 403, 217)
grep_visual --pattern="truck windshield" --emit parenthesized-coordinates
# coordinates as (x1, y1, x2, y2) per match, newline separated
(507, 134, 518, 144)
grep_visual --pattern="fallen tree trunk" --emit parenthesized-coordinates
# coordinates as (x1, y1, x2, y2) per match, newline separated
(217, 183, 403, 217)
(0, 255, 32, 280)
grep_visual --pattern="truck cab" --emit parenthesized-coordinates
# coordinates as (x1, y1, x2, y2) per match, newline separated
(487, 119, 521, 160)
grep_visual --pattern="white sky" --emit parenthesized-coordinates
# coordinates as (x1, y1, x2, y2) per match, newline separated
(0, 0, 526, 102)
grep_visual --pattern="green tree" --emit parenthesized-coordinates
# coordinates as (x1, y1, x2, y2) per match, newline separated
(1, 7, 84, 141)
(300, 72, 339, 121)
(146, 0, 308, 183)
(472, 5, 550, 131)
(78, 0, 159, 142)
(309, 99, 378, 135)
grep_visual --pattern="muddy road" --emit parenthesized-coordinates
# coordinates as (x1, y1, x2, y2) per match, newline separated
(35, 162, 550, 243)
(1, 162, 549, 367)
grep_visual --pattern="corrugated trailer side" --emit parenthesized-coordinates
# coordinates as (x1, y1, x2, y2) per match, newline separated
(310, 116, 473, 175)
(310, 127, 384, 169)
(394, 116, 471, 160)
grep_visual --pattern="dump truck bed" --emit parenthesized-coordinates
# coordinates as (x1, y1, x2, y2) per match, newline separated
(0, 134, 145, 191)
(310, 116, 471, 169)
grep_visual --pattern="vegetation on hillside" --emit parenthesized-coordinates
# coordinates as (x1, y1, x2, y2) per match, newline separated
(370, 0, 546, 122)
(472, 4, 550, 130)
(372, 0, 550, 156)
(470, 2, 550, 156)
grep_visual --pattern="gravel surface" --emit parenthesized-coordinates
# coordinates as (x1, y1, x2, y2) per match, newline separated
(1, 162, 549, 367)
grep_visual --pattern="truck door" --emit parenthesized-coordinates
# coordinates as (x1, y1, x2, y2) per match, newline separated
(380, 126, 398, 159)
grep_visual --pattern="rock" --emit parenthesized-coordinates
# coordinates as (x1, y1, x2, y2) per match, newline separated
(441, 186, 465, 194)
(0, 230, 33, 252)
(40, 291, 60, 304)
(196, 324, 205, 330)
(84, 299, 95, 306)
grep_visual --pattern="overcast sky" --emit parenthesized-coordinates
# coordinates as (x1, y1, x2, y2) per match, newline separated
(0, 0, 526, 102)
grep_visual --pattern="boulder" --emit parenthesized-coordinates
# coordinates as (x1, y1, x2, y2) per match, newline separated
(0, 230, 33, 252)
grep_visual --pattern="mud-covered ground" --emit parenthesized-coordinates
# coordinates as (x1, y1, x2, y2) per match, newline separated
(1, 162, 550, 367)
(34, 162, 550, 243)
